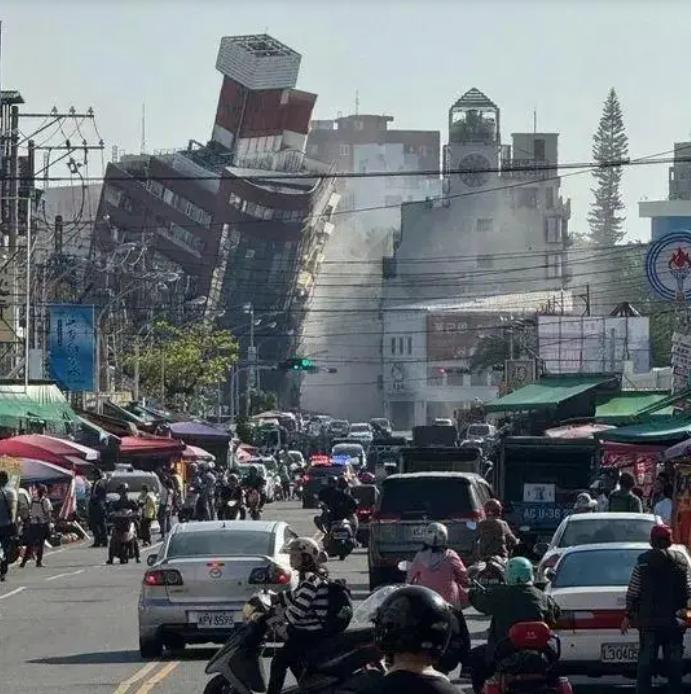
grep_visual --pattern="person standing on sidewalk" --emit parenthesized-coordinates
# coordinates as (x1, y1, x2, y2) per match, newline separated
(0, 471, 18, 582)
(139, 485, 157, 546)
(622, 524, 691, 694)
(157, 477, 173, 539)
(88, 470, 108, 547)
(21, 485, 52, 568)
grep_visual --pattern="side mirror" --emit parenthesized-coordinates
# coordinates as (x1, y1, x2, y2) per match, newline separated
(397, 560, 410, 573)
(534, 542, 550, 559)
(146, 554, 158, 567)
(544, 567, 556, 583)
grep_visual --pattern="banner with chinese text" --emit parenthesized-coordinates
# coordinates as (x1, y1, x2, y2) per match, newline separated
(48, 304, 95, 392)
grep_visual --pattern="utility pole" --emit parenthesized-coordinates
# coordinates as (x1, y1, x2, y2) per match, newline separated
(133, 338, 140, 401)
(24, 198, 31, 388)
(244, 303, 255, 417)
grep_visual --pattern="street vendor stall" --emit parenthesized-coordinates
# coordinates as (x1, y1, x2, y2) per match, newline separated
(166, 421, 231, 464)
(0, 434, 99, 472)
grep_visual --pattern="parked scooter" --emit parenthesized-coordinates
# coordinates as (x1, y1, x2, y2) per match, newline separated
(203, 592, 383, 694)
(324, 518, 355, 561)
(482, 621, 572, 694)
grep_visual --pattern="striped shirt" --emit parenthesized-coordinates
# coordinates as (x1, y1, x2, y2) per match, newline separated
(276, 571, 329, 632)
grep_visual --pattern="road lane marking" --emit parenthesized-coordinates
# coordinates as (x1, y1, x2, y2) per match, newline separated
(134, 661, 179, 693)
(44, 569, 84, 582)
(113, 661, 160, 694)
(0, 586, 26, 600)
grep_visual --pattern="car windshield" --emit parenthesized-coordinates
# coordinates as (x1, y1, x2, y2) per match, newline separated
(350, 424, 369, 432)
(468, 424, 491, 437)
(552, 548, 646, 588)
(558, 518, 656, 547)
(380, 478, 473, 517)
(167, 529, 274, 558)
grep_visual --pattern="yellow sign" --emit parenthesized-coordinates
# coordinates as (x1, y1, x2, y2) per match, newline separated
(0, 455, 22, 488)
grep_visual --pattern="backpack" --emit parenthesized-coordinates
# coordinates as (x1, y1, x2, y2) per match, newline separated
(324, 578, 353, 634)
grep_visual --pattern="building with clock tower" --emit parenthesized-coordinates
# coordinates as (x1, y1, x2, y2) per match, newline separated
(379, 87, 572, 429)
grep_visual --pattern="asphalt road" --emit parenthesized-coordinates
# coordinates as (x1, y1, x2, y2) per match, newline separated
(0, 501, 678, 693)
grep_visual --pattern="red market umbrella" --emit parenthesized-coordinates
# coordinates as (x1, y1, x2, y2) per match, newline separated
(0, 434, 99, 471)
(182, 445, 215, 463)
(119, 435, 185, 458)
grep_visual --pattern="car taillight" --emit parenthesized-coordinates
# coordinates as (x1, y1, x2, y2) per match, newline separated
(249, 563, 292, 585)
(450, 509, 485, 522)
(555, 609, 625, 631)
(144, 569, 183, 586)
(357, 508, 372, 519)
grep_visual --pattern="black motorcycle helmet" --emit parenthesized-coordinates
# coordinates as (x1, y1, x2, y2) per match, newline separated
(337, 477, 349, 490)
(374, 585, 453, 657)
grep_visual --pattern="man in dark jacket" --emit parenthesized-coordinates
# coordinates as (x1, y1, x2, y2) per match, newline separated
(608, 471, 643, 513)
(623, 524, 691, 694)
(88, 470, 108, 548)
(468, 557, 560, 693)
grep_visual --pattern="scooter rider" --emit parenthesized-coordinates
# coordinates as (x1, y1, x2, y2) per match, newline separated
(476, 499, 518, 561)
(317, 477, 357, 535)
(267, 537, 331, 694)
(218, 473, 245, 520)
(468, 557, 560, 693)
(244, 465, 267, 509)
(372, 585, 459, 694)
(107, 484, 140, 565)
(407, 522, 469, 608)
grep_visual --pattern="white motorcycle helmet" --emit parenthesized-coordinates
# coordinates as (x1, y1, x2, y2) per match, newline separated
(287, 537, 328, 571)
(423, 522, 448, 550)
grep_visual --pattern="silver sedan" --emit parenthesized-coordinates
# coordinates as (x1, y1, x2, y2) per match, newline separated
(138, 520, 298, 658)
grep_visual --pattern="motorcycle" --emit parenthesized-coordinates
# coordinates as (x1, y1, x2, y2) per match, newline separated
(246, 489, 262, 521)
(324, 518, 355, 561)
(482, 621, 572, 694)
(109, 509, 138, 564)
(218, 498, 244, 521)
(204, 591, 384, 694)
(178, 486, 200, 523)
(468, 555, 507, 588)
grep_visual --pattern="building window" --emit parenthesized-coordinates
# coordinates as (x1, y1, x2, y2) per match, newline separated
(447, 369, 465, 386)
(516, 188, 538, 208)
(163, 189, 176, 206)
(391, 337, 396, 355)
(427, 367, 445, 386)
(534, 138, 546, 160)
(407, 337, 412, 354)
(146, 180, 164, 198)
(104, 185, 123, 208)
(476, 218, 493, 233)
(245, 249, 256, 260)
(546, 253, 563, 278)
(354, 120, 364, 131)
(338, 144, 351, 156)
(470, 370, 488, 386)
(545, 187, 554, 209)
(477, 255, 494, 269)
(398, 337, 404, 354)
(545, 217, 562, 243)
(419, 145, 429, 157)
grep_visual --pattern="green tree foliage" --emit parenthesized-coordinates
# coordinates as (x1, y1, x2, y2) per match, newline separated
(125, 321, 238, 399)
(250, 390, 278, 415)
(588, 88, 629, 246)
(469, 333, 511, 372)
(235, 415, 254, 445)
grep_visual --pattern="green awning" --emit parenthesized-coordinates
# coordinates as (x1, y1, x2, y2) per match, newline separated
(595, 392, 673, 425)
(0, 384, 77, 430)
(485, 376, 612, 413)
(597, 415, 691, 444)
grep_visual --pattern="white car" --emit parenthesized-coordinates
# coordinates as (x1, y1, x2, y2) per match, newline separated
(138, 520, 298, 657)
(546, 542, 691, 676)
(537, 512, 660, 582)
(331, 442, 367, 469)
(348, 422, 374, 445)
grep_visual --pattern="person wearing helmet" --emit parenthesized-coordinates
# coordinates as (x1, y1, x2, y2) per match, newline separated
(407, 522, 469, 608)
(243, 463, 267, 509)
(623, 524, 690, 694)
(218, 472, 245, 520)
(476, 498, 518, 561)
(317, 475, 357, 535)
(373, 585, 459, 694)
(573, 492, 598, 514)
(468, 556, 560, 693)
(267, 537, 331, 694)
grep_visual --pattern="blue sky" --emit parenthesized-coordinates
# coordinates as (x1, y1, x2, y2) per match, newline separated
(2, 0, 689, 240)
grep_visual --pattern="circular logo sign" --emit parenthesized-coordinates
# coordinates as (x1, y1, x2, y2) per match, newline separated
(645, 231, 691, 301)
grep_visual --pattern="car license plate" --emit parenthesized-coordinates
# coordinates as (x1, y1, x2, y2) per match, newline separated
(191, 611, 235, 629)
(410, 525, 427, 538)
(601, 642, 638, 663)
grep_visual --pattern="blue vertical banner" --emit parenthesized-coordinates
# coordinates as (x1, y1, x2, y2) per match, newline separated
(48, 304, 95, 391)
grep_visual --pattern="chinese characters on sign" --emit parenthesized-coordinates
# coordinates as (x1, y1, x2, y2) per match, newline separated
(48, 304, 95, 392)
(671, 332, 691, 394)
(426, 313, 494, 361)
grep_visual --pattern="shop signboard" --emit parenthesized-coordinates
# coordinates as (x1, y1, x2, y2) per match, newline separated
(48, 304, 95, 392)
(673, 462, 691, 549)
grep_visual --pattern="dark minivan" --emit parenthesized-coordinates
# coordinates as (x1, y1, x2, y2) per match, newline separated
(367, 471, 493, 589)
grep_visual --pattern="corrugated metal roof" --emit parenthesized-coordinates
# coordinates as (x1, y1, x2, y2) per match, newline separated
(388, 289, 574, 314)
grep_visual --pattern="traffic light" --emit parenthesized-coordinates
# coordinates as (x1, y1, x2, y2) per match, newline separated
(279, 357, 318, 372)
